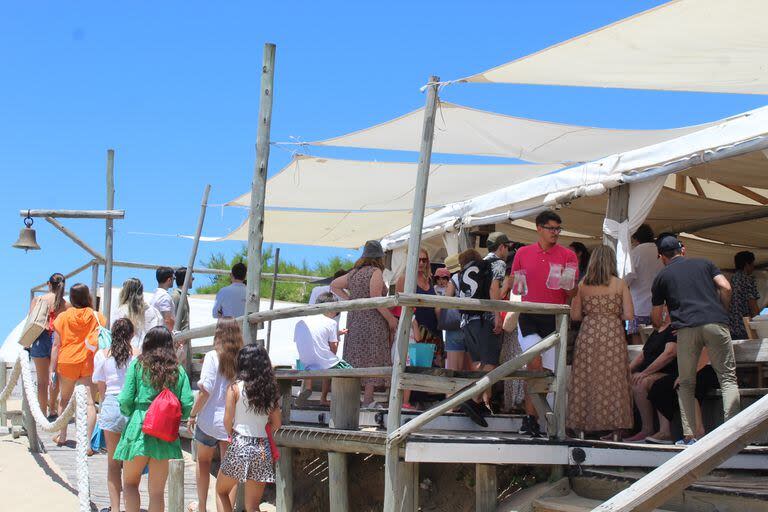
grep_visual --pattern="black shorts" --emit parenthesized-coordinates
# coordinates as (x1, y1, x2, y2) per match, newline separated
(518, 313, 556, 338)
(461, 319, 502, 366)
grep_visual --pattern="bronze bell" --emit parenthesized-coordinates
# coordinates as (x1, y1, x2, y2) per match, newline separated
(12, 215, 41, 251)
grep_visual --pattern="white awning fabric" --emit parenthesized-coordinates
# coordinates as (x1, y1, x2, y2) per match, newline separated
(463, 0, 768, 95)
(306, 102, 715, 163)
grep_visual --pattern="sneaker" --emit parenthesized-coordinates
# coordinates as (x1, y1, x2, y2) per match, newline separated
(518, 415, 531, 435)
(528, 418, 544, 438)
(675, 437, 697, 446)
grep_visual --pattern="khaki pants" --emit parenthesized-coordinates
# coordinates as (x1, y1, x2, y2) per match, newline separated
(676, 323, 740, 437)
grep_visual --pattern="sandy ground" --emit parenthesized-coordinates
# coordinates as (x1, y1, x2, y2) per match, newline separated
(0, 437, 80, 511)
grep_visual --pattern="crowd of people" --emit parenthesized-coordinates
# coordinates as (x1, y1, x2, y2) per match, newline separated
(25, 264, 280, 512)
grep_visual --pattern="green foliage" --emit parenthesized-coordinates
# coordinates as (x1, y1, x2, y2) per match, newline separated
(195, 244, 353, 303)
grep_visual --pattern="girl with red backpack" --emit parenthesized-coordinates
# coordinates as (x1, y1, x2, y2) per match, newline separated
(216, 344, 281, 512)
(114, 326, 193, 512)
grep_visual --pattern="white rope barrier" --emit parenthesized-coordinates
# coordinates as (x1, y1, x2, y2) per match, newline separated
(1, 355, 90, 512)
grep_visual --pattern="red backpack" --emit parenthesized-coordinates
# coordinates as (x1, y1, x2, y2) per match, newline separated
(142, 387, 182, 442)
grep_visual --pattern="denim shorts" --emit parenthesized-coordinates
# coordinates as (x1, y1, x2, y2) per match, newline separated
(444, 329, 466, 352)
(98, 394, 128, 433)
(29, 330, 53, 359)
(195, 426, 219, 447)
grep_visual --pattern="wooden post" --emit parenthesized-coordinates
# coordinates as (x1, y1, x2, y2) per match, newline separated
(21, 382, 40, 453)
(328, 377, 360, 512)
(476, 464, 497, 512)
(276, 380, 293, 511)
(603, 184, 629, 251)
(103, 149, 115, 321)
(90, 262, 99, 311)
(168, 458, 185, 512)
(383, 74, 440, 512)
(45, 217, 106, 261)
(266, 247, 280, 353)
(0, 363, 7, 427)
(550, 313, 570, 481)
(242, 43, 276, 347)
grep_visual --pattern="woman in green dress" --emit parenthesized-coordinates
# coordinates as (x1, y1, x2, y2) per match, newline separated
(115, 326, 193, 512)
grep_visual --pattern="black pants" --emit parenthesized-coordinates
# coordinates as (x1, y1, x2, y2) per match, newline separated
(648, 366, 719, 422)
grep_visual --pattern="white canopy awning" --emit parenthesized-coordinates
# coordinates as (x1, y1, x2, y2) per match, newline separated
(228, 155, 562, 211)
(305, 102, 715, 163)
(463, 0, 768, 95)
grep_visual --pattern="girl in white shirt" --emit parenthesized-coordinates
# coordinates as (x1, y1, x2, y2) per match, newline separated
(216, 344, 281, 512)
(187, 318, 243, 512)
(93, 317, 134, 512)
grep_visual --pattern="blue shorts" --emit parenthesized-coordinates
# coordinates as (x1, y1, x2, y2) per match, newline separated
(195, 426, 219, 447)
(29, 330, 53, 359)
(98, 394, 128, 433)
(444, 330, 466, 352)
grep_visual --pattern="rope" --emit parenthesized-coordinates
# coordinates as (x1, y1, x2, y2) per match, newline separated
(1, 355, 90, 512)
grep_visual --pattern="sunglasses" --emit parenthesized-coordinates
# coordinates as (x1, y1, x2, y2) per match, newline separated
(540, 225, 562, 233)
(419, 257, 429, 262)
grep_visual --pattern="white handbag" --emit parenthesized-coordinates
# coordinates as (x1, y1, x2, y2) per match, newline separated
(19, 298, 51, 347)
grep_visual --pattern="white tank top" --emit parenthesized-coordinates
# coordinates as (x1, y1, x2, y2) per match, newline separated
(233, 381, 269, 438)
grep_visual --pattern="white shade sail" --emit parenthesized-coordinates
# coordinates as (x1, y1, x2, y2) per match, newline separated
(464, 0, 768, 95)
(228, 155, 562, 211)
(307, 102, 715, 163)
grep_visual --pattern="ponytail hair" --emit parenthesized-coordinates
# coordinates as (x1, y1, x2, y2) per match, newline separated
(49, 273, 66, 312)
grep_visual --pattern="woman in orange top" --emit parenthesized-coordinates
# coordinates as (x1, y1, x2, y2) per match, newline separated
(51, 283, 104, 447)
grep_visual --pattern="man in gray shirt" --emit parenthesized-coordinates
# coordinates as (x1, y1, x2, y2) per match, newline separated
(213, 262, 247, 318)
(169, 267, 191, 331)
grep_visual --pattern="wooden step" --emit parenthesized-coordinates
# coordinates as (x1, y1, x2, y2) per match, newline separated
(533, 492, 673, 512)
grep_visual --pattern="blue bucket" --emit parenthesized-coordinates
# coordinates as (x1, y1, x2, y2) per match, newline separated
(408, 343, 435, 367)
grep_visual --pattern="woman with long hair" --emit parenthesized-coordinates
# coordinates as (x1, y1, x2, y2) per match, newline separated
(93, 317, 135, 512)
(216, 344, 281, 512)
(568, 242, 591, 282)
(567, 245, 634, 440)
(188, 318, 244, 512)
(113, 277, 164, 352)
(331, 240, 398, 407)
(51, 283, 101, 447)
(28, 272, 69, 418)
(114, 326, 193, 512)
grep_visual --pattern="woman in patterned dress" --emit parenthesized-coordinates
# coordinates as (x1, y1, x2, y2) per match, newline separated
(331, 240, 399, 407)
(566, 245, 634, 440)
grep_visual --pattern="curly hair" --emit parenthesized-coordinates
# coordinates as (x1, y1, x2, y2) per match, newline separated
(109, 317, 134, 369)
(138, 326, 179, 390)
(214, 318, 244, 381)
(237, 344, 278, 414)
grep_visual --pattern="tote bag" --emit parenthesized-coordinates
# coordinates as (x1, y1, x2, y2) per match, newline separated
(19, 299, 50, 348)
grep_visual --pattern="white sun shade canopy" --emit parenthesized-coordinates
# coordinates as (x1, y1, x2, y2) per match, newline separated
(464, 0, 768, 95)
(308, 102, 715, 163)
(227, 155, 562, 211)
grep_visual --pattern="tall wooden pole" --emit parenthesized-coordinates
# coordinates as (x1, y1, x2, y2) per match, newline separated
(90, 262, 99, 310)
(242, 43, 276, 347)
(176, 184, 211, 372)
(103, 149, 115, 320)
(383, 75, 440, 512)
(266, 247, 280, 353)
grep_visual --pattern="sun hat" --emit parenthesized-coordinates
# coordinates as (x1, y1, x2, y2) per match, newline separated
(361, 240, 385, 259)
(444, 254, 461, 274)
(486, 231, 511, 251)
(434, 267, 451, 278)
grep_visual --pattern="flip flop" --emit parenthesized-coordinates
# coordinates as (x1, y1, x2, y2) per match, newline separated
(459, 400, 488, 428)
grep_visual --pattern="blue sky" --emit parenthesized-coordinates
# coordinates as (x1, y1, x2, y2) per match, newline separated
(2, 1, 765, 337)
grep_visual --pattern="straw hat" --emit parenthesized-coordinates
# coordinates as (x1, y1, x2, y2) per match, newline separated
(444, 254, 461, 274)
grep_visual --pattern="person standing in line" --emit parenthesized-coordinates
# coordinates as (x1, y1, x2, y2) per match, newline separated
(566, 246, 634, 441)
(213, 262, 248, 319)
(331, 240, 398, 408)
(510, 210, 578, 438)
(187, 318, 243, 512)
(51, 283, 102, 448)
(442, 254, 472, 374)
(113, 278, 164, 353)
(568, 242, 591, 283)
(215, 344, 282, 512)
(28, 272, 69, 419)
(150, 267, 176, 330)
(169, 267, 192, 332)
(624, 224, 664, 344)
(115, 326, 194, 512)
(93, 317, 135, 512)
(728, 251, 760, 340)
(651, 234, 740, 445)
(308, 269, 348, 305)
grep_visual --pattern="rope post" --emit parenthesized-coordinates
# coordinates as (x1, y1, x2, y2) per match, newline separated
(0, 362, 7, 427)
(21, 379, 41, 453)
(168, 458, 185, 512)
(74, 385, 90, 512)
(383, 74, 440, 512)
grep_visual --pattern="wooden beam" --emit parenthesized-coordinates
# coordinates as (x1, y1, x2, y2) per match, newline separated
(328, 377, 360, 512)
(29, 260, 97, 292)
(717, 182, 768, 205)
(675, 174, 687, 193)
(603, 184, 629, 250)
(20, 209, 124, 219)
(476, 464, 498, 512)
(275, 426, 392, 456)
(593, 393, 768, 512)
(103, 149, 115, 321)
(167, 459, 185, 512)
(243, 42, 276, 347)
(689, 176, 706, 198)
(44, 217, 105, 261)
(90, 263, 99, 309)
(661, 206, 768, 234)
(275, 380, 293, 512)
(397, 293, 570, 315)
(266, 247, 280, 353)
(384, 74, 441, 512)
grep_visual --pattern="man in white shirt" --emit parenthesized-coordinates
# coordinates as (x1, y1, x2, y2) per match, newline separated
(150, 267, 176, 330)
(294, 292, 351, 405)
(624, 224, 664, 344)
(213, 262, 247, 319)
